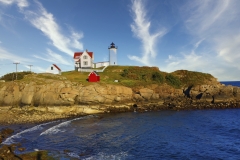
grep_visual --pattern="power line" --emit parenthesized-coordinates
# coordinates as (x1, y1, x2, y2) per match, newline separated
(13, 62, 20, 80)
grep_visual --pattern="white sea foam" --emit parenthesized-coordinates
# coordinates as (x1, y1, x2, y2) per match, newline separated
(83, 152, 129, 160)
(40, 121, 70, 136)
(40, 115, 96, 136)
(2, 120, 58, 145)
(67, 152, 80, 158)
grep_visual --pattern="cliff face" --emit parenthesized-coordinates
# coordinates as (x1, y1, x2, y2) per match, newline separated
(0, 77, 240, 107)
(0, 80, 133, 106)
(0, 74, 240, 124)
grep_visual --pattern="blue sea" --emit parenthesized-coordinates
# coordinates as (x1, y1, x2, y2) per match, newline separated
(220, 81, 240, 87)
(1, 81, 240, 159)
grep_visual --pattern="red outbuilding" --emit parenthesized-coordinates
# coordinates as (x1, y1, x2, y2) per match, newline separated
(88, 71, 100, 82)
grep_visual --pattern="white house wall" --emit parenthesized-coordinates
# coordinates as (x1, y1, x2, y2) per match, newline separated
(95, 62, 109, 68)
(46, 65, 60, 74)
(80, 51, 92, 68)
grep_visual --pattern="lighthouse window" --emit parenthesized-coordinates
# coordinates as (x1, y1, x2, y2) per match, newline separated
(83, 55, 88, 59)
(51, 67, 53, 70)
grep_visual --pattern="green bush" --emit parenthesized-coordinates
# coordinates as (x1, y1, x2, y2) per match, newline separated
(121, 69, 129, 77)
(172, 70, 215, 86)
(165, 74, 181, 88)
(0, 72, 32, 81)
(152, 72, 164, 83)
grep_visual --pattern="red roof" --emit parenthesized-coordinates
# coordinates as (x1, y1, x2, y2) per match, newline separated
(88, 71, 100, 82)
(53, 64, 61, 71)
(74, 51, 93, 59)
(88, 71, 99, 76)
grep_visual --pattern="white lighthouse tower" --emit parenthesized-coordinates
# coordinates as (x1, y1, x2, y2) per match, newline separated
(108, 42, 117, 65)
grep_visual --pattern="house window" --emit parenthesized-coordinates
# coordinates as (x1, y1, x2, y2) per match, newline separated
(51, 66, 53, 70)
(84, 61, 88, 65)
(83, 55, 88, 59)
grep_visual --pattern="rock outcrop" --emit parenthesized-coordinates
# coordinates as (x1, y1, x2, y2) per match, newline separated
(0, 74, 240, 123)
(0, 81, 133, 107)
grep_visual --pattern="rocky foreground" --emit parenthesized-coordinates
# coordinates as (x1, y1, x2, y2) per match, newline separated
(0, 74, 240, 124)
(0, 128, 55, 159)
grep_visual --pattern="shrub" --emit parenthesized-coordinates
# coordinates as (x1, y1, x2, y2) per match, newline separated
(152, 72, 164, 83)
(121, 67, 165, 83)
(0, 72, 32, 81)
(121, 69, 129, 77)
(165, 74, 181, 88)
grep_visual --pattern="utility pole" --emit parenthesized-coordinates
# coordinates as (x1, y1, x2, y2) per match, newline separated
(13, 62, 20, 80)
(28, 65, 33, 72)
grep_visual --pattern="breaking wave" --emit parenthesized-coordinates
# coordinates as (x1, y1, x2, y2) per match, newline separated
(40, 115, 96, 136)
(2, 120, 58, 145)
(2, 115, 96, 145)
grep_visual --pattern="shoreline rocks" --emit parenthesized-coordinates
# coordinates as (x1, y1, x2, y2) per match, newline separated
(0, 77, 240, 124)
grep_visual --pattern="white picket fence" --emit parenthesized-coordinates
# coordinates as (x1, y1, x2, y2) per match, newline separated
(78, 65, 108, 72)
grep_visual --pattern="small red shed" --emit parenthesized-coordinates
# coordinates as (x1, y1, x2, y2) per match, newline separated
(88, 71, 100, 82)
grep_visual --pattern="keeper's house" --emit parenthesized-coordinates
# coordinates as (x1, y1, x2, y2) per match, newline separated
(74, 50, 94, 70)
(73, 42, 118, 71)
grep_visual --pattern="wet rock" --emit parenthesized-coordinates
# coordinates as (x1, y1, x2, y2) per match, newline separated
(18, 147, 25, 152)
(0, 128, 14, 143)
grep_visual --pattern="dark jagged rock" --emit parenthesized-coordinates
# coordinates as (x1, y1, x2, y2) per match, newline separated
(0, 128, 14, 144)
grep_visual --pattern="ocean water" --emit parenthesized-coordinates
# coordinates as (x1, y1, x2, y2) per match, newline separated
(220, 81, 240, 87)
(1, 110, 240, 159)
(1, 81, 240, 159)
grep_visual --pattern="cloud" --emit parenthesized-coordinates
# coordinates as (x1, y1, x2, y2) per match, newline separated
(23, 1, 83, 56)
(128, 0, 167, 65)
(22, 64, 44, 73)
(183, 0, 231, 36)
(0, 0, 83, 75)
(0, 0, 84, 56)
(164, 0, 240, 80)
(32, 66, 45, 72)
(0, 0, 28, 9)
(33, 49, 72, 66)
(0, 46, 31, 62)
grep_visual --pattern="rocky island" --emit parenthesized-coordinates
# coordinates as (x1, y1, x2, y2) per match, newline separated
(0, 66, 240, 159)
(0, 66, 239, 124)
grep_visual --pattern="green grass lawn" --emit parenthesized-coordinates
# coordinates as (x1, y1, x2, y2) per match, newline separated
(1, 66, 217, 88)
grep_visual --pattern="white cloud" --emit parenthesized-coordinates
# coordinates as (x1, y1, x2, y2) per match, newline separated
(164, 0, 240, 80)
(164, 50, 205, 71)
(183, 0, 231, 36)
(23, 1, 83, 56)
(0, 0, 83, 75)
(0, 46, 31, 62)
(128, 0, 167, 65)
(29, 65, 45, 73)
(194, 38, 205, 49)
(0, 0, 28, 9)
(23, 65, 45, 73)
(33, 49, 72, 66)
(0, 0, 84, 56)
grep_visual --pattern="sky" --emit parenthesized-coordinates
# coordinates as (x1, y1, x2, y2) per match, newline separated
(0, 0, 240, 81)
